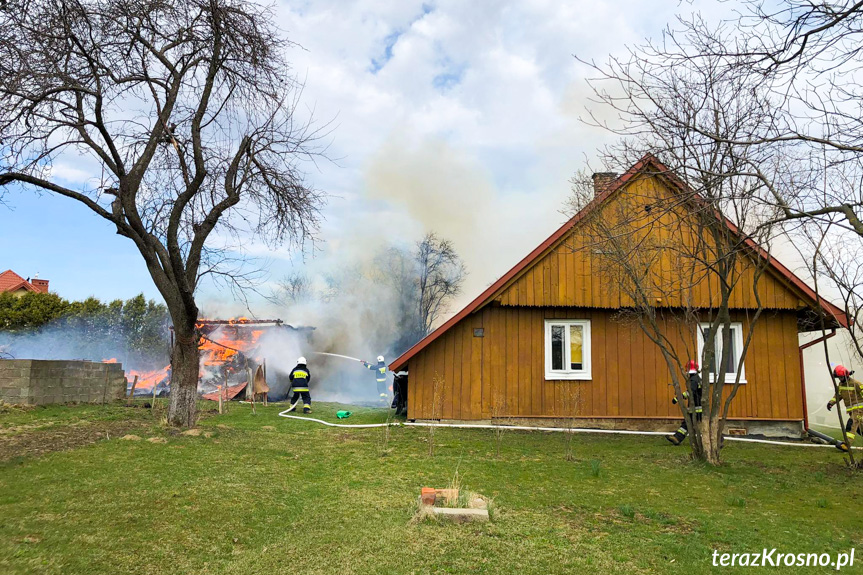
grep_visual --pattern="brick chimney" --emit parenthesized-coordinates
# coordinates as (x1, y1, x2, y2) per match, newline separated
(31, 278, 49, 293)
(591, 172, 618, 196)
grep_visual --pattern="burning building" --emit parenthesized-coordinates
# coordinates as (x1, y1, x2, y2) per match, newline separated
(125, 318, 315, 401)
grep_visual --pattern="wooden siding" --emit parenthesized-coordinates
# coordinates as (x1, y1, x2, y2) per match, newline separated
(496, 177, 803, 310)
(407, 306, 803, 421)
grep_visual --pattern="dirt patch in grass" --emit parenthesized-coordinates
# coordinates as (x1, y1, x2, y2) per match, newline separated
(0, 418, 154, 462)
(334, 432, 364, 443)
(601, 507, 697, 535)
(555, 504, 696, 536)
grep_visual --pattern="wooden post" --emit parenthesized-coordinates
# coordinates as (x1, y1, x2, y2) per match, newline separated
(218, 385, 223, 414)
(249, 380, 257, 416)
(223, 369, 229, 414)
(127, 375, 139, 405)
(151, 383, 157, 413)
(262, 358, 268, 407)
(246, 365, 254, 408)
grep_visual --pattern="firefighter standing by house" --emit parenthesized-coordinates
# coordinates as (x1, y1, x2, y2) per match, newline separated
(362, 356, 389, 403)
(666, 360, 703, 446)
(827, 364, 863, 451)
(287, 357, 312, 414)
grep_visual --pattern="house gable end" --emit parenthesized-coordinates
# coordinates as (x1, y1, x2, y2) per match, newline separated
(389, 155, 847, 373)
(493, 174, 803, 310)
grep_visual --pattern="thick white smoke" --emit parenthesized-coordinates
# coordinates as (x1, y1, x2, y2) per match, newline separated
(0, 324, 167, 368)
(248, 271, 410, 404)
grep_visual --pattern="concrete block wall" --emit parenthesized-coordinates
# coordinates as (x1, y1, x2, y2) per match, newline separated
(0, 360, 127, 406)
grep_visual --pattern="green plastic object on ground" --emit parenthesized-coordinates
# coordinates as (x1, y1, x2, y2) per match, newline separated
(336, 410, 353, 419)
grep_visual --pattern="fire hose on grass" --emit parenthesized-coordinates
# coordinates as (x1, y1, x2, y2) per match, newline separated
(276, 409, 859, 448)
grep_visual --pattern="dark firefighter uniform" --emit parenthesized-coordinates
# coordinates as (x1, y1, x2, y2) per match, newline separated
(666, 364, 703, 446)
(364, 360, 388, 400)
(288, 362, 312, 414)
(392, 372, 408, 416)
(827, 365, 863, 450)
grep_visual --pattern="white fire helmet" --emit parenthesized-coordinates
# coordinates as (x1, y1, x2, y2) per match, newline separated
(297, 356, 307, 364)
(377, 355, 385, 363)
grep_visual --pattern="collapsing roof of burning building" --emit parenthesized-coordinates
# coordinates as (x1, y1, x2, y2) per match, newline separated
(192, 319, 314, 401)
(127, 318, 316, 400)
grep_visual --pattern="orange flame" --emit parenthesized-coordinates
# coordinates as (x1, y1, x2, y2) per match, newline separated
(127, 365, 171, 393)
(103, 318, 268, 396)
(198, 321, 264, 366)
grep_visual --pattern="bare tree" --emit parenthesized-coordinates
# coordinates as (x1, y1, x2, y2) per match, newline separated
(272, 271, 313, 306)
(576, 40, 783, 463)
(0, 0, 325, 426)
(370, 245, 425, 354)
(416, 233, 466, 336)
(799, 222, 859, 466)
(559, 383, 583, 462)
(646, 4, 863, 239)
(571, 168, 770, 465)
(370, 234, 466, 354)
(592, 0, 863, 457)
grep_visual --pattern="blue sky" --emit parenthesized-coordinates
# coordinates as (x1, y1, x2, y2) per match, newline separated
(0, 0, 729, 311)
(1, 188, 159, 301)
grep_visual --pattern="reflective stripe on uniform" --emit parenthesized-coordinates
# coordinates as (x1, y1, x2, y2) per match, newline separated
(293, 371, 309, 379)
(291, 387, 309, 392)
(839, 386, 856, 391)
(677, 427, 687, 435)
(848, 404, 863, 411)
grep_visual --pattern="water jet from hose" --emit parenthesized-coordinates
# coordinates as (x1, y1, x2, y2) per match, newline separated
(313, 352, 363, 363)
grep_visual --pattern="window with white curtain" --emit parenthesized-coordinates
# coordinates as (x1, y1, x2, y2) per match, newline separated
(545, 320, 591, 380)
(697, 322, 747, 383)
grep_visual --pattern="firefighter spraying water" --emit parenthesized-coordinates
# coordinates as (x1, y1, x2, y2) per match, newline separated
(286, 357, 312, 414)
(312, 352, 393, 405)
(362, 356, 389, 403)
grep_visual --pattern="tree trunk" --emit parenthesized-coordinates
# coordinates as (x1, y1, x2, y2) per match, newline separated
(690, 429, 707, 461)
(167, 331, 200, 427)
(700, 415, 723, 465)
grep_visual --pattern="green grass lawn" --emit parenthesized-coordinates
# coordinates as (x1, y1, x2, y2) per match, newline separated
(1, 401, 861, 574)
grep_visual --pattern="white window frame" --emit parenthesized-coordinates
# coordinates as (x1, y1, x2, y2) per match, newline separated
(696, 322, 747, 384)
(544, 319, 592, 380)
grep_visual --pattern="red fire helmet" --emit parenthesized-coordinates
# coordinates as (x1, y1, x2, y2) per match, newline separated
(833, 364, 851, 378)
(686, 360, 699, 374)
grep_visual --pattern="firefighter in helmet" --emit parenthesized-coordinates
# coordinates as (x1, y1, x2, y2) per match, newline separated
(827, 364, 863, 451)
(363, 355, 389, 402)
(666, 360, 703, 446)
(287, 357, 312, 414)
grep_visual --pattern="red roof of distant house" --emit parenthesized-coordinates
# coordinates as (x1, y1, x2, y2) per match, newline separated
(0, 270, 50, 294)
(389, 155, 849, 372)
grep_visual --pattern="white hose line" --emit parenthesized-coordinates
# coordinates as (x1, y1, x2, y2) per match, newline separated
(277, 409, 859, 448)
(278, 411, 396, 428)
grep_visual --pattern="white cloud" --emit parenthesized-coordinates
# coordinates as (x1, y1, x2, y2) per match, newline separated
(201, 0, 736, 314)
